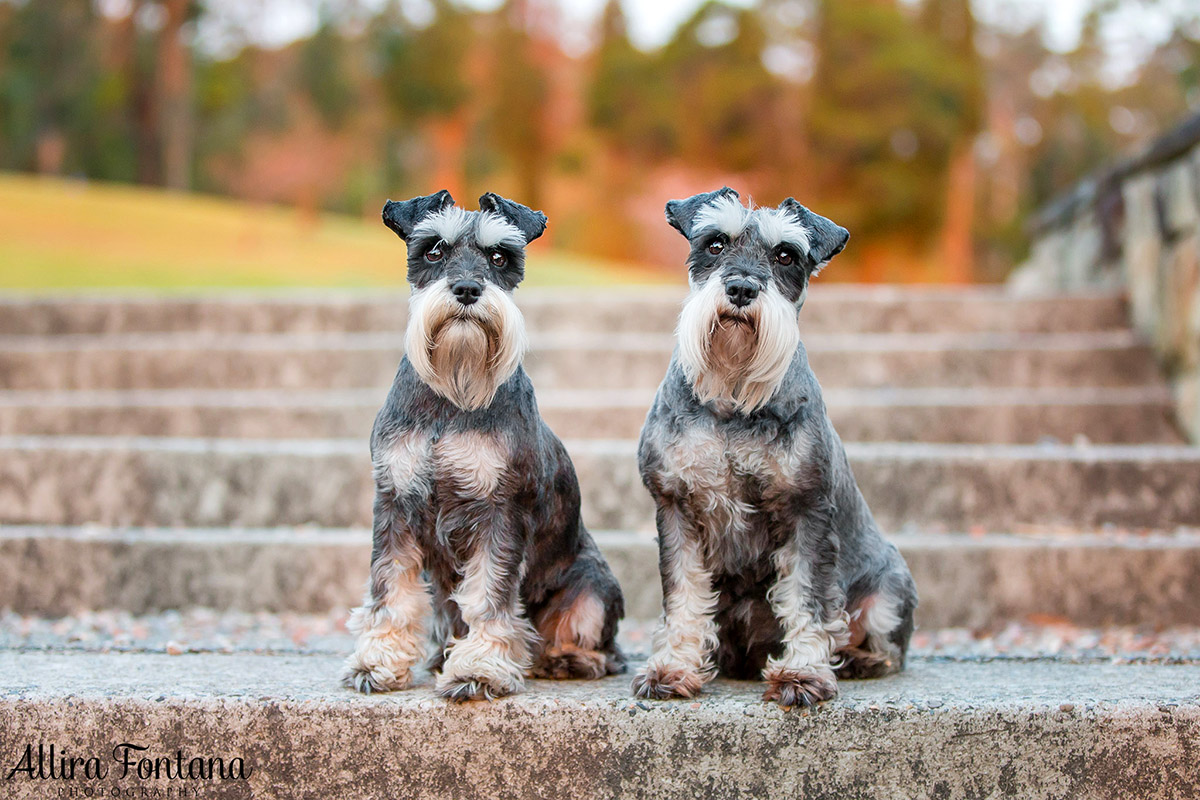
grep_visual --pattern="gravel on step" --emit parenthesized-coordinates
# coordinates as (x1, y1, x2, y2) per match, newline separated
(3, 610, 1200, 664)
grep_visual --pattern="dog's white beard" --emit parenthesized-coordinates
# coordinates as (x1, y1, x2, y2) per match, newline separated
(677, 274, 800, 413)
(405, 279, 528, 411)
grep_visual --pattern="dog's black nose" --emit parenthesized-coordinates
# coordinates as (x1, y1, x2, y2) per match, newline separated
(725, 279, 759, 308)
(451, 280, 482, 305)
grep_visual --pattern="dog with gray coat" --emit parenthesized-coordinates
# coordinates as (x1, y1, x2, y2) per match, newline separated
(632, 187, 917, 707)
(342, 190, 625, 701)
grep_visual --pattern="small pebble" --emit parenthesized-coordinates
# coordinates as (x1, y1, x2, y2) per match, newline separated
(165, 640, 185, 656)
(1059, 703, 1074, 713)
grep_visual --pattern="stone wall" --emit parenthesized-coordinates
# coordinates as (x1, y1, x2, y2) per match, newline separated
(1011, 111, 1200, 441)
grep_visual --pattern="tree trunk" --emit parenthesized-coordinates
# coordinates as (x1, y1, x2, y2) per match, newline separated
(428, 114, 467, 201)
(121, 1, 161, 185)
(939, 141, 976, 283)
(158, 0, 193, 190)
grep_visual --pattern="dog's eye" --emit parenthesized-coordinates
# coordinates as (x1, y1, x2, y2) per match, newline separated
(425, 242, 445, 263)
(707, 238, 725, 256)
(489, 251, 507, 268)
(775, 247, 795, 267)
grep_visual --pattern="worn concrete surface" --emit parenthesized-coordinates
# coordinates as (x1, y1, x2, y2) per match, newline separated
(0, 286, 1130, 336)
(0, 652, 1197, 799)
(9, 608, 1200, 663)
(0, 526, 369, 618)
(2, 436, 1197, 532)
(0, 330, 1160, 391)
(0, 386, 1184, 444)
(3, 526, 1200, 628)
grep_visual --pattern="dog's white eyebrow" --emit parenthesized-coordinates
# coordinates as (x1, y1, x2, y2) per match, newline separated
(692, 194, 750, 239)
(475, 212, 526, 249)
(412, 206, 473, 244)
(755, 208, 811, 253)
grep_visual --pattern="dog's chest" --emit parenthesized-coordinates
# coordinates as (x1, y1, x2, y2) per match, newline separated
(378, 429, 510, 499)
(657, 423, 813, 517)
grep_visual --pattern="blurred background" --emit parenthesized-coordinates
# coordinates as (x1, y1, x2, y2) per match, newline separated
(0, 0, 1198, 287)
(1, 1, 1200, 711)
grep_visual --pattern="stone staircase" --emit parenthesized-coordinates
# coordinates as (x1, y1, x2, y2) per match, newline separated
(1, 286, 1198, 798)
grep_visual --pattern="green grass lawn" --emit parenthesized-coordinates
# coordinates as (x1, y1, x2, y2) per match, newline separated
(0, 174, 667, 290)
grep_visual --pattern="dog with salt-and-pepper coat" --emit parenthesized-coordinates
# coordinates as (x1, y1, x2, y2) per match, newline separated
(632, 187, 918, 707)
(342, 190, 625, 702)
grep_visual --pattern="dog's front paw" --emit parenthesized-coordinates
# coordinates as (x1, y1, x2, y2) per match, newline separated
(341, 659, 414, 694)
(435, 636, 528, 701)
(343, 608, 424, 694)
(632, 663, 705, 700)
(762, 666, 838, 707)
(436, 644, 526, 702)
(436, 674, 522, 702)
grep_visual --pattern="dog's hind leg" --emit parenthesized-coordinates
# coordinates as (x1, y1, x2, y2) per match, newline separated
(530, 547, 625, 680)
(342, 491, 430, 694)
(531, 590, 611, 679)
(837, 555, 917, 680)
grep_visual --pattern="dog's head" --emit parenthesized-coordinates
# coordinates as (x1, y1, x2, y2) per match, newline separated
(667, 187, 849, 413)
(383, 190, 547, 410)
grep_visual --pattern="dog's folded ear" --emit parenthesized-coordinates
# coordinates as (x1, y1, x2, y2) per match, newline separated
(780, 198, 849, 274)
(382, 190, 455, 241)
(664, 187, 739, 239)
(478, 193, 548, 244)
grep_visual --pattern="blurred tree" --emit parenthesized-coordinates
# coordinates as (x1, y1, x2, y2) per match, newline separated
(918, 0, 985, 282)
(0, 0, 107, 175)
(193, 44, 291, 195)
(1, 0, 1197, 278)
(111, 1, 163, 185)
(370, 0, 473, 196)
(808, 0, 984, 276)
(157, 0, 197, 190)
(588, 0, 674, 162)
(372, 1, 469, 122)
(1026, 15, 1116, 207)
(0, 0, 201, 188)
(661, 3, 778, 173)
(298, 14, 356, 131)
(972, 2, 1199, 278)
(483, 0, 551, 208)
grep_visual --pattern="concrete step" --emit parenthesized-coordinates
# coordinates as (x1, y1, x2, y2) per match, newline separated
(0, 330, 1160, 391)
(0, 286, 1130, 336)
(3, 526, 1198, 628)
(2, 436, 1196, 532)
(7, 609, 1200, 662)
(0, 386, 1184, 444)
(0, 651, 1196, 799)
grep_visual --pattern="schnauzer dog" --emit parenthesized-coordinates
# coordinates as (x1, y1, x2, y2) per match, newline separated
(343, 190, 625, 701)
(632, 188, 917, 707)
